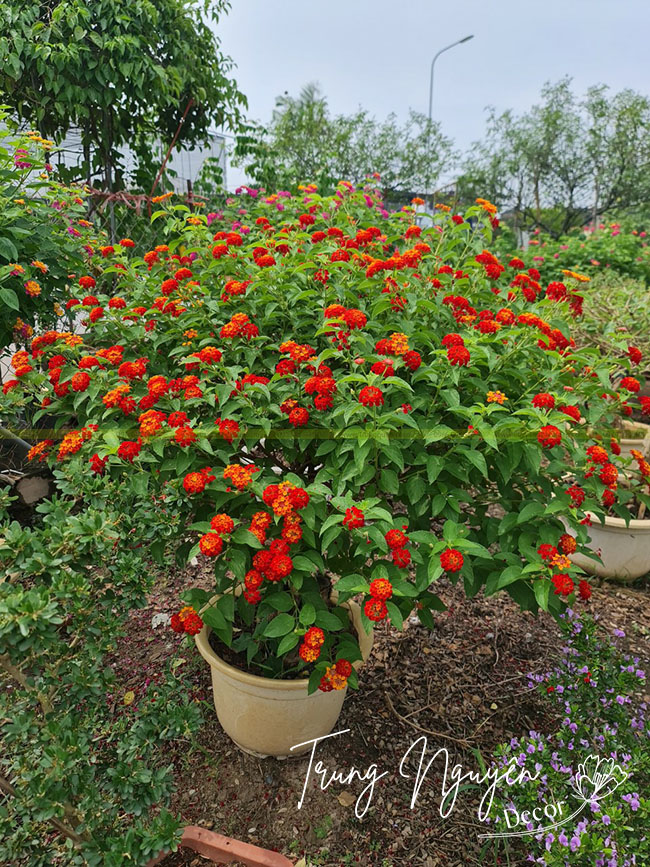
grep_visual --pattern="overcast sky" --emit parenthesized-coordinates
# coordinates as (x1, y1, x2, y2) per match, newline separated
(216, 0, 649, 187)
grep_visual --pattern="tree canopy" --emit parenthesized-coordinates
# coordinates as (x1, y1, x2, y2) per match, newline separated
(234, 83, 457, 201)
(0, 0, 247, 188)
(456, 78, 650, 236)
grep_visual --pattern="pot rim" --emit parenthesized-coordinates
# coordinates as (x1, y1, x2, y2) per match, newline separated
(194, 623, 314, 690)
(194, 598, 370, 691)
(585, 510, 650, 532)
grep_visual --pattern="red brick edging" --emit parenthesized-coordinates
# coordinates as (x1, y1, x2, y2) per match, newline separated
(146, 825, 295, 866)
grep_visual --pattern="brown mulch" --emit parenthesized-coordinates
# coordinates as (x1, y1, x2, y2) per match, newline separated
(109, 568, 650, 867)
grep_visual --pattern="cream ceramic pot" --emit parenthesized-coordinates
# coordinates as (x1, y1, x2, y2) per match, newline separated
(618, 419, 650, 460)
(565, 512, 650, 582)
(194, 600, 373, 758)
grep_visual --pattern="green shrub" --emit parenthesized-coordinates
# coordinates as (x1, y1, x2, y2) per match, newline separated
(0, 485, 201, 865)
(0, 110, 90, 349)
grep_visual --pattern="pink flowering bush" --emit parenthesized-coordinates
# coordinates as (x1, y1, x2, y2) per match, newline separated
(0, 111, 88, 348)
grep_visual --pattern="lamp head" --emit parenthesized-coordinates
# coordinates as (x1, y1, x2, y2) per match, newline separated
(459, 34, 474, 43)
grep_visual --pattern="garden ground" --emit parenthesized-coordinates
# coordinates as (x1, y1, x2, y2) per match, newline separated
(108, 568, 650, 867)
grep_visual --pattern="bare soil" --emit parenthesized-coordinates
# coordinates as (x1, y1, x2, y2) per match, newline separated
(109, 566, 650, 867)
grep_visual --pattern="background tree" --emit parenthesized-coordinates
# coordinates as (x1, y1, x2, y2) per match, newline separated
(0, 0, 247, 191)
(457, 79, 650, 236)
(234, 83, 457, 201)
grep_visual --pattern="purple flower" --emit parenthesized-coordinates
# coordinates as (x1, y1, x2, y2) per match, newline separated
(622, 792, 640, 811)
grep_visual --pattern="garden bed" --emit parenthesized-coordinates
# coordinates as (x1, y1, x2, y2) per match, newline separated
(108, 565, 650, 867)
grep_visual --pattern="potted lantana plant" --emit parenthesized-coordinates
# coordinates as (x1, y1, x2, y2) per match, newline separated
(561, 435, 650, 582)
(2, 183, 641, 756)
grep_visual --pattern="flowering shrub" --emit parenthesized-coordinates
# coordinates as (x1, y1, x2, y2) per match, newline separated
(484, 611, 649, 865)
(496, 221, 650, 287)
(2, 182, 647, 691)
(0, 111, 90, 348)
(568, 272, 650, 366)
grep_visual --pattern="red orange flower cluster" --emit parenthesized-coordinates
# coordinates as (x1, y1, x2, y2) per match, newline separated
(182, 467, 216, 495)
(219, 312, 259, 340)
(171, 606, 203, 636)
(343, 506, 365, 530)
(440, 548, 464, 573)
(319, 659, 352, 692)
(223, 463, 259, 491)
(537, 533, 591, 600)
(299, 626, 325, 663)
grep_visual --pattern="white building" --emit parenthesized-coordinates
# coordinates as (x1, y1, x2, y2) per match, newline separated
(52, 127, 227, 194)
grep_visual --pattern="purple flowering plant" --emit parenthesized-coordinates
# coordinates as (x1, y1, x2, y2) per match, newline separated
(483, 610, 649, 866)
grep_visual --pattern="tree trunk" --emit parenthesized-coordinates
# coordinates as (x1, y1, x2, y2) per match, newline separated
(592, 174, 600, 230)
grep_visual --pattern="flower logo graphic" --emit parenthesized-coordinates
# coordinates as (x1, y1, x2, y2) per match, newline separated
(570, 756, 628, 803)
(478, 753, 629, 840)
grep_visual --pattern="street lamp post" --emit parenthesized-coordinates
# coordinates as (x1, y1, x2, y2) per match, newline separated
(425, 34, 474, 212)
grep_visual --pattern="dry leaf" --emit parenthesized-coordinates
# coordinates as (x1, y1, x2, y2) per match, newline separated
(295, 860, 307, 867)
(123, 691, 135, 706)
(337, 791, 356, 807)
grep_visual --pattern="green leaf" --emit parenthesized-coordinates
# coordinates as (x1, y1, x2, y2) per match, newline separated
(299, 602, 316, 626)
(277, 632, 300, 656)
(308, 666, 325, 695)
(314, 610, 345, 631)
(333, 574, 368, 593)
(380, 468, 399, 493)
(292, 555, 318, 573)
(405, 474, 426, 504)
(386, 600, 404, 629)
(202, 606, 227, 632)
(231, 528, 263, 548)
(423, 424, 455, 444)
(533, 579, 550, 612)
(462, 448, 488, 477)
(0, 285, 19, 311)
(263, 614, 295, 638)
(517, 501, 545, 524)
(0, 236, 18, 261)
(320, 514, 344, 536)
(265, 591, 294, 612)
(426, 456, 443, 483)
(495, 564, 523, 590)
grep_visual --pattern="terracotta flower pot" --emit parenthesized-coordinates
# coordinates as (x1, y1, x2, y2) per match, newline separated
(195, 600, 373, 758)
(146, 825, 295, 866)
(564, 512, 650, 582)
